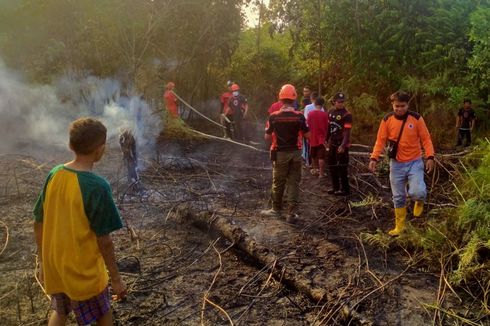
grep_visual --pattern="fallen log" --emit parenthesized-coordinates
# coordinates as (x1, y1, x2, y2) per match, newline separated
(176, 206, 328, 303)
(176, 207, 375, 325)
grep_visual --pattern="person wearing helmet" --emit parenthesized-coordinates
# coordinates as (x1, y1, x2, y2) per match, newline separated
(326, 92, 352, 196)
(220, 81, 233, 137)
(261, 84, 310, 223)
(164, 82, 178, 118)
(226, 83, 248, 140)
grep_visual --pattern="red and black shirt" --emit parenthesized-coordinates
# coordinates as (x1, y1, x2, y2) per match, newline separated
(327, 107, 352, 147)
(266, 108, 309, 151)
(227, 95, 247, 117)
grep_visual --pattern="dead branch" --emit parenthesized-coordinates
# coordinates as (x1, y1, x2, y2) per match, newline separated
(201, 240, 234, 326)
(0, 220, 9, 257)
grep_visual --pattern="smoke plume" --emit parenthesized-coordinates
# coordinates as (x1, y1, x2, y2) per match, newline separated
(0, 61, 162, 157)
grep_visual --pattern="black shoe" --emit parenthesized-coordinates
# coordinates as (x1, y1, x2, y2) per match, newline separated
(327, 188, 338, 195)
(334, 190, 350, 196)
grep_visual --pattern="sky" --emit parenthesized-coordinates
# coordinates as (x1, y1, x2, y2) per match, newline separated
(243, 0, 270, 27)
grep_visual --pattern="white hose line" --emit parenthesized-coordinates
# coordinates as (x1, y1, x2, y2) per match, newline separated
(172, 91, 225, 129)
(189, 129, 268, 153)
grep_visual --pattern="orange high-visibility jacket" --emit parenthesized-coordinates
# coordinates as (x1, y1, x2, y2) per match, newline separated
(370, 111, 435, 162)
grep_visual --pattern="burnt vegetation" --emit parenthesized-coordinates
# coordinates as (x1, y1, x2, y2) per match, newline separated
(0, 0, 490, 325)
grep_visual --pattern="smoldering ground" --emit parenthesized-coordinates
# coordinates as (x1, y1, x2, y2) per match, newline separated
(0, 61, 161, 158)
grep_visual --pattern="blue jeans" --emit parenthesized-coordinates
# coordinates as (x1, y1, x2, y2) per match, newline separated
(389, 158, 426, 208)
(301, 139, 310, 166)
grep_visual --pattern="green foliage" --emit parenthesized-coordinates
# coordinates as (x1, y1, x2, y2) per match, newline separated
(0, 0, 247, 103)
(360, 230, 391, 251)
(362, 140, 490, 303)
(263, 0, 490, 143)
(229, 23, 293, 116)
(349, 193, 382, 208)
(162, 115, 202, 140)
(468, 7, 490, 98)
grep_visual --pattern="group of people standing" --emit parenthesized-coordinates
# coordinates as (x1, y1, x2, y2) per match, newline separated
(260, 84, 438, 238)
(260, 85, 354, 223)
(166, 80, 476, 237)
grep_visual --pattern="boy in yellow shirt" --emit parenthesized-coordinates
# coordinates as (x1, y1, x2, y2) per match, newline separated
(33, 118, 127, 325)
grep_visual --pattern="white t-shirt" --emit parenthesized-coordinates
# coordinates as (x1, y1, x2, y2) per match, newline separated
(304, 104, 324, 122)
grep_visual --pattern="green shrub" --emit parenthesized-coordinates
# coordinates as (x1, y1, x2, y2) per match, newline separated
(362, 139, 490, 309)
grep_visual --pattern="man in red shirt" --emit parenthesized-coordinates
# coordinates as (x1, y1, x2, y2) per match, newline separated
(268, 100, 283, 115)
(164, 82, 178, 118)
(306, 97, 329, 178)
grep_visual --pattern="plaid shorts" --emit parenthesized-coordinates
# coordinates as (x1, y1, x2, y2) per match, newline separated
(51, 287, 111, 325)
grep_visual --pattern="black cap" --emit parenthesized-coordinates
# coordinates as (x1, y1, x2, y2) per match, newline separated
(333, 92, 345, 101)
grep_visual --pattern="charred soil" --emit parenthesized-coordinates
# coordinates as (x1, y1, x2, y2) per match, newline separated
(0, 137, 466, 325)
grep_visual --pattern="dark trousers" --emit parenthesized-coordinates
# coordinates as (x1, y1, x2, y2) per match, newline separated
(456, 129, 471, 147)
(328, 145, 350, 192)
(225, 114, 245, 140)
(271, 150, 302, 211)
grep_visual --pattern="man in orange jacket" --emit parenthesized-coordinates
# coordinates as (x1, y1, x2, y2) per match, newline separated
(369, 91, 435, 236)
(164, 82, 178, 118)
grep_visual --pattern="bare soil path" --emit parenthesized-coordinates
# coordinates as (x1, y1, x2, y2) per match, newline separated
(0, 138, 456, 325)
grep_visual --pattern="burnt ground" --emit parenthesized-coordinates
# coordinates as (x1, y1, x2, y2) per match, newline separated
(0, 135, 469, 325)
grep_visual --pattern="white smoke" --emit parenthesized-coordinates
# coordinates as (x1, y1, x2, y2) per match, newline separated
(0, 61, 161, 156)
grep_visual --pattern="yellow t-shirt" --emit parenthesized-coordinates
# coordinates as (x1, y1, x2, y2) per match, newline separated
(33, 165, 122, 300)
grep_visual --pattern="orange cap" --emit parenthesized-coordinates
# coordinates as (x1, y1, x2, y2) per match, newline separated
(231, 83, 240, 91)
(279, 84, 297, 100)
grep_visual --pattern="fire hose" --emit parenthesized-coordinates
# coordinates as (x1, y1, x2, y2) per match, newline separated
(171, 91, 268, 153)
(170, 91, 378, 156)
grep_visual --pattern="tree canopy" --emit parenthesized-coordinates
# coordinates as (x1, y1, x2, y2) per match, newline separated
(0, 0, 489, 143)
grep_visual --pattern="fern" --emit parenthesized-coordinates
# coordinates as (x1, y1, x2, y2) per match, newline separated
(360, 230, 392, 250)
(349, 194, 382, 208)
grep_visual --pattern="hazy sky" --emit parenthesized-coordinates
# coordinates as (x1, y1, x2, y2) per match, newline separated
(243, 0, 270, 27)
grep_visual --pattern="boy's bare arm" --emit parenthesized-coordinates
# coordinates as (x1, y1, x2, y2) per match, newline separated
(97, 235, 127, 298)
(34, 221, 43, 257)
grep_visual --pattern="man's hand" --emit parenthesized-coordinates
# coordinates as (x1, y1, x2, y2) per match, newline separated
(368, 160, 377, 172)
(337, 146, 345, 153)
(111, 276, 127, 301)
(426, 159, 434, 173)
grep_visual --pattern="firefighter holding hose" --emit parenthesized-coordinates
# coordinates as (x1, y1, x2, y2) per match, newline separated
(226, 83, 248, 140)
(164, 82, 178, 118)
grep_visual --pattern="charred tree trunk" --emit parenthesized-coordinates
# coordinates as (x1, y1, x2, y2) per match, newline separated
(177, 208, 328, 303)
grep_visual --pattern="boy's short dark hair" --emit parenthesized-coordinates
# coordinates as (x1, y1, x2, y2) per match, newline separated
(69, 118, 107, 155)
(390, 91, 410, 103)
(315, 97, 325, 107)
(463, 98, 472, 104)
(310, 91, 319, 99)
